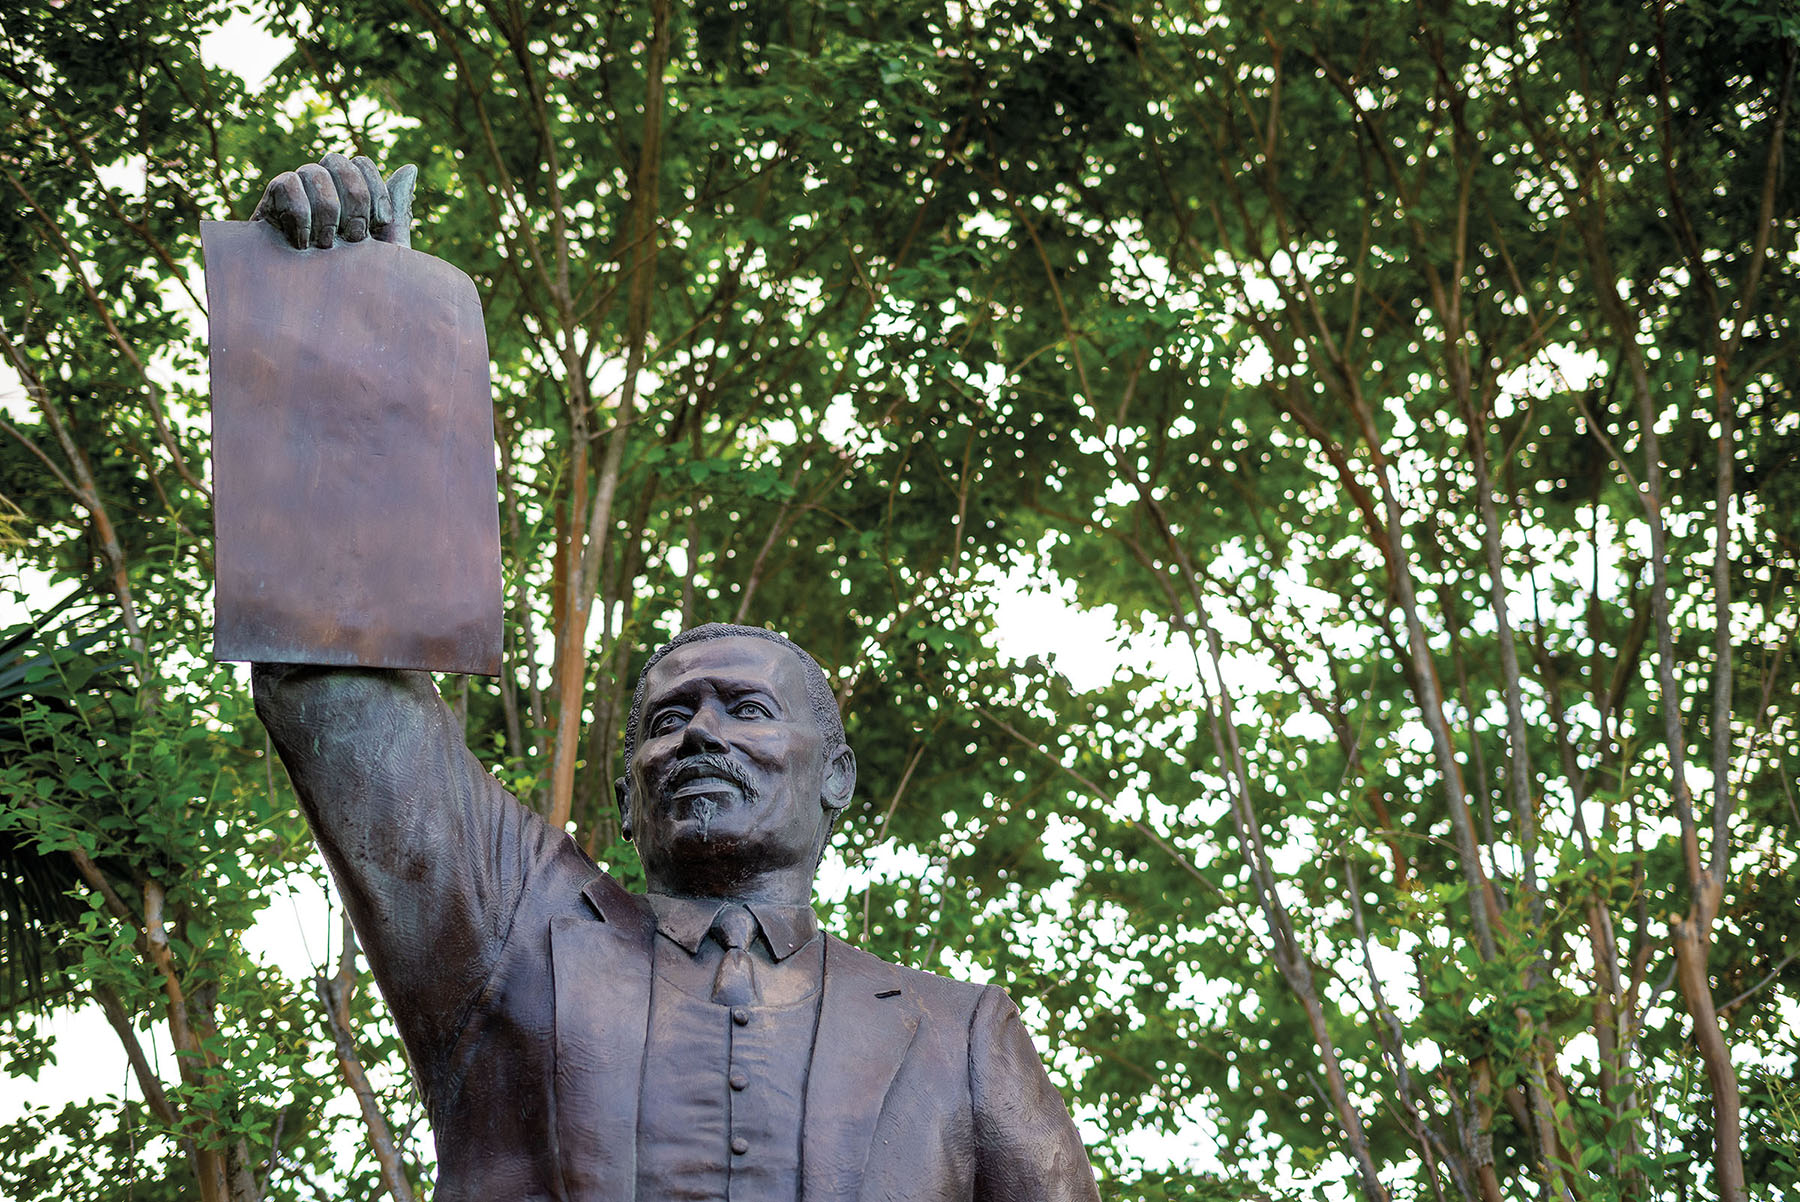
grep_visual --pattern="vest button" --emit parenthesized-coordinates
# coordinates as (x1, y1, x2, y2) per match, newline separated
(732, 1007, 750, 1026)
(729, 1071, 748, 1091)
(731, 1136, 750, 1155)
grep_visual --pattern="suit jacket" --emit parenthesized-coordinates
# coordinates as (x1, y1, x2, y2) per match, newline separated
(253, 665, 1101, 1202)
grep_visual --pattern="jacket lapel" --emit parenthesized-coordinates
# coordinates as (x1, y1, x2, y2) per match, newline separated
(550, 875, 655, 1201)
(801, 936, 922, 1202)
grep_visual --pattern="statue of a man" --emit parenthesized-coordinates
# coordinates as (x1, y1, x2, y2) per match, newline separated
(246, 155, 1101, 1202)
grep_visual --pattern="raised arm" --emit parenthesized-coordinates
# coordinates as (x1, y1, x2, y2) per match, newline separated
(253, 665, 567, 1077)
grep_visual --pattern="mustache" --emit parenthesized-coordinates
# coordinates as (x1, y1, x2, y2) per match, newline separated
(652, 753, 758, 803)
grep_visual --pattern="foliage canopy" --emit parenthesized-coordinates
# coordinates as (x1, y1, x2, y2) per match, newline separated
(1, 1, 1796, 1199)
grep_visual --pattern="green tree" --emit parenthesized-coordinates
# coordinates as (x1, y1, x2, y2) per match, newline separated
(3, 1, 1796, 1199)
(953, 1, 1800, 1197)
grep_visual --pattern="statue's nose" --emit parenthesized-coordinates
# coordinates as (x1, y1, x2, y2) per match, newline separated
(679, 705, 729, 754)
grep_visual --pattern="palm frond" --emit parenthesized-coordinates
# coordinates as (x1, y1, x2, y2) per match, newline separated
(0, 581, 133, 1016)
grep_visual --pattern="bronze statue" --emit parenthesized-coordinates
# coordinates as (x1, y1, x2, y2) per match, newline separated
(236, 155, 1102, 1202)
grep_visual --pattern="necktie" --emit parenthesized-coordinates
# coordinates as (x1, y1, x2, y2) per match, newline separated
(710, 904, 759, 1006)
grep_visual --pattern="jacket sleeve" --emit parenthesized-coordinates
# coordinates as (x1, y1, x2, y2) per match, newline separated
(252, 664, 573, 1078)
(969, 985, 1103, 1202)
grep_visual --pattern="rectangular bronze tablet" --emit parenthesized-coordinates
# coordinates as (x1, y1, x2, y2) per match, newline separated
(205, 219, 502, 675)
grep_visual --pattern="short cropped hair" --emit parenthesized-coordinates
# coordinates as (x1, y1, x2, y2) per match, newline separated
(620, 623, 847, 776)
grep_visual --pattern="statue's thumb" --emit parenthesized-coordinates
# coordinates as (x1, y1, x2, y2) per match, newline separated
(383, 164, 418, 249)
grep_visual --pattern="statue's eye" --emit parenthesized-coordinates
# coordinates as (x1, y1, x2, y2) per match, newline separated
(649, 710, 686, 735)
(732, 699, 772, 720)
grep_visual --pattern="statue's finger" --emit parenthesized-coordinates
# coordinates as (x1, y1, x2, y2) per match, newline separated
(352, 155, 391, 232)
(381, 163, 417, 249)
(322, 153, 372, 242)
(296, 164, 339, 250)
(252, 172, 310, 249)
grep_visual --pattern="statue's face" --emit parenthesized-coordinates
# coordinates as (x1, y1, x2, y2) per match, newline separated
(625, 636, 852, 899)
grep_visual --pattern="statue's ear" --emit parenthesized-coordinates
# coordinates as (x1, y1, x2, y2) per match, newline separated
(614, 776, 633, 841)
(820, 744, 856, 815)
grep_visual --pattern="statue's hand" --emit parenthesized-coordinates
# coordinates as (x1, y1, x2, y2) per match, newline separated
(250, 153, 417, 251)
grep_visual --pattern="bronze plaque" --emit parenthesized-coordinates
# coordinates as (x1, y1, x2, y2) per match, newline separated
(205, 220, 502, 675)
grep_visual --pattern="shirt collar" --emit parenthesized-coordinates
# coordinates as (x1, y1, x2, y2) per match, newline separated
(645, 893, 820, 962)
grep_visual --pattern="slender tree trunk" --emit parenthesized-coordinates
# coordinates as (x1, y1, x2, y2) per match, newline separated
(547, 0, 670, 830)
(319, 917, 416, 1202)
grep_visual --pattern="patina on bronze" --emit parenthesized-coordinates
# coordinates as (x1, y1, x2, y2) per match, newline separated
(235, 154, 1102, 1202)
(205, 199, 502, 675)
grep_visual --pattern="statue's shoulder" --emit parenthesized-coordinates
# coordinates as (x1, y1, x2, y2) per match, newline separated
(822, 932, 989, 1018)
